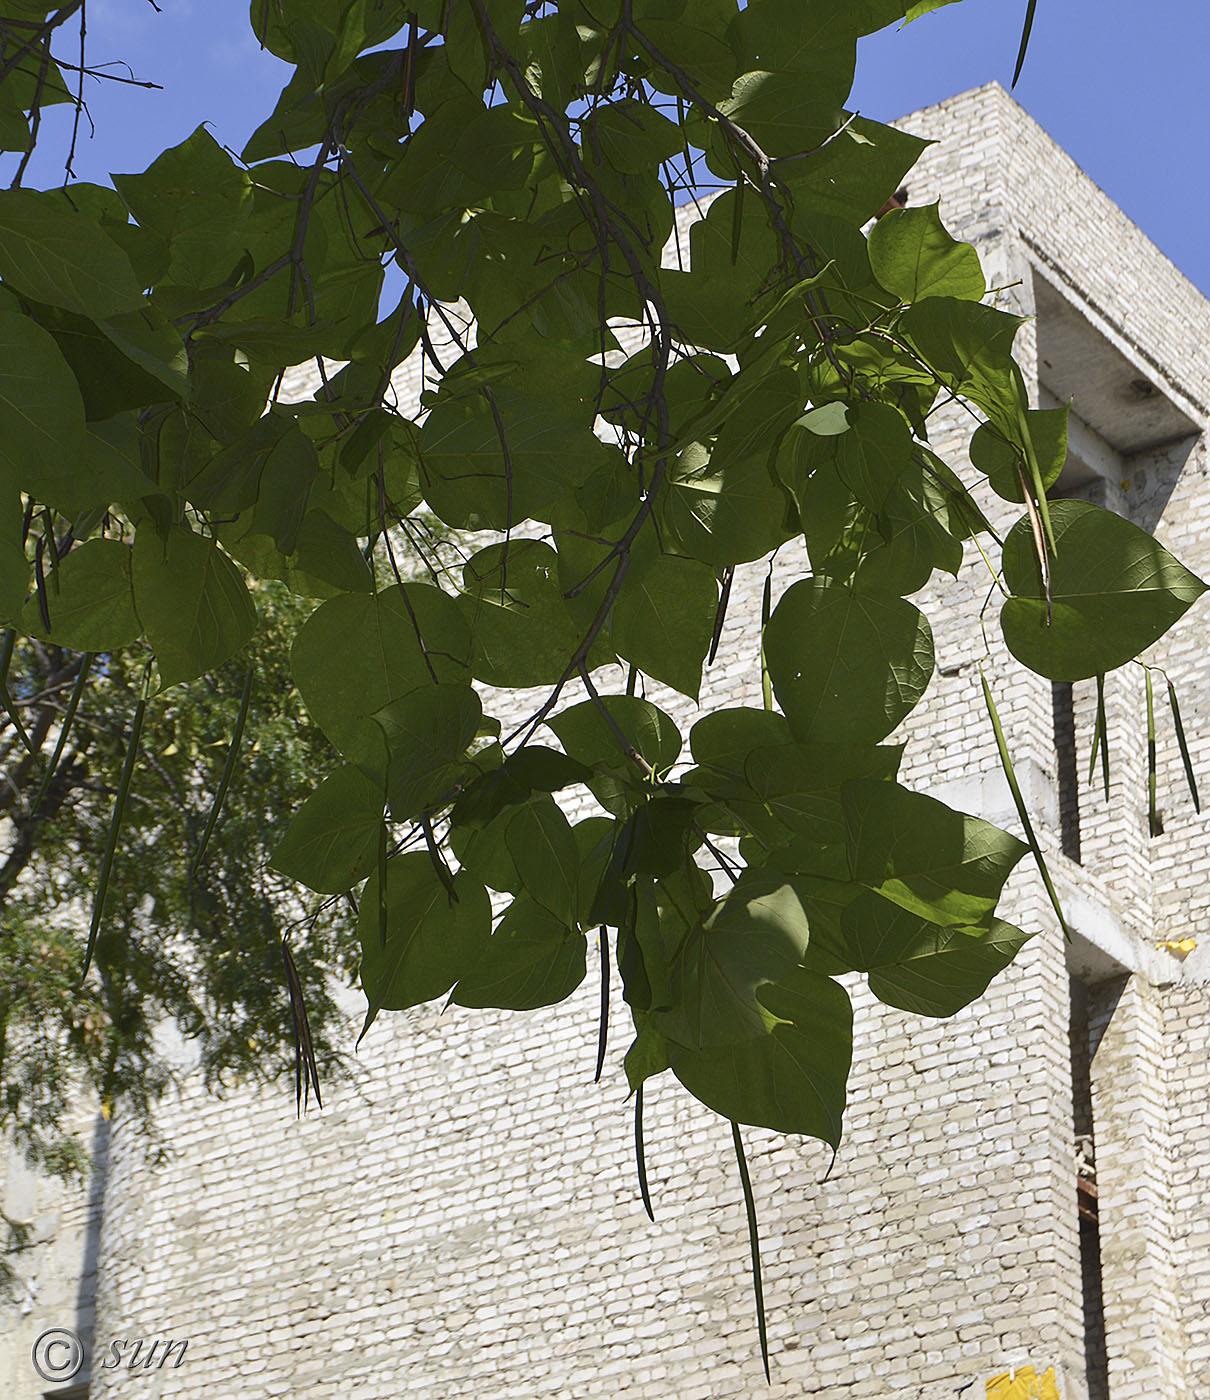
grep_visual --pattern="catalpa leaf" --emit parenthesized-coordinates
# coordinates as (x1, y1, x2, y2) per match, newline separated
(132, 527, 257, 688)
(842, 888, 1032, 1016)
(764, 578, 934, 744)
(844, 780, 1028, 928)
(359, 855, 492, 1017)
(453, 895, 586, 1011)
(271, 765, 384, 894)
(1001, 499, 1207, 680)
(0, 189, 145, 319)
(21, 539, 139, 652)
(611, 553, 717, 699)
(670, 968, 853, 1145)
(869, 201, 985, 303)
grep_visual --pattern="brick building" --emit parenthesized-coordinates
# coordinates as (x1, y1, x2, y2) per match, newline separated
(4, 82, 1210, 1399)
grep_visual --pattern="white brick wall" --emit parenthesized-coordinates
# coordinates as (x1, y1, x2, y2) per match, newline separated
(5, 82, 1210, 1400)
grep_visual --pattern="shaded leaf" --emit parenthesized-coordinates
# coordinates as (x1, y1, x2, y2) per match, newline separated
(132, 527, 257, 688)
(374, 682, 482, 820)
(291, 585, 471, 771)
(670, 968, 853, 1144)
(271, 764, 384, 894)
(611, 553, 717, 699)
(21, 539, 139, 651)
(453, 895, 586, 1010)
(359, 855, 492, 1014)
(843, 888, 1032, 1016)
(844, 780, 1028, 927)
(0, 189, 145, 318)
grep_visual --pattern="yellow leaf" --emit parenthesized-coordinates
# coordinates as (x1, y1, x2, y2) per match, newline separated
(1157, 938, 1197, 957)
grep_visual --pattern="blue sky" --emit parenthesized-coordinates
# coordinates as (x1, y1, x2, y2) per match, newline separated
(14, 0, 1210, 294)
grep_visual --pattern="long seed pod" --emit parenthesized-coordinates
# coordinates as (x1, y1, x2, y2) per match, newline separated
(980, 669, 1070, 938)
(760, 570, 773, 712)
(708, 566, 734, 666)
(0, 626, 33, 753)
(80, 692, 147, 981)
(31, 652, 94, 816)
(732, 1121, 770, 1383)
(190, 662, 255, 881)
(377, 817, 389, 948)
(1167, 678, 1200, 813)
(1012, 0, 1039, 88)
(1088, 673, 1110, 800)
(0, 672, 32, 755)
(594, 926, 609, 1084)
(282, 936, 323, 1114)
(635, 1084, 654, 1221)
(1145, 666, 1159, 837)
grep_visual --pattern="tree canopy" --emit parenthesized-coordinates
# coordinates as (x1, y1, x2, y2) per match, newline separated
(0, 0, 1204, 1363)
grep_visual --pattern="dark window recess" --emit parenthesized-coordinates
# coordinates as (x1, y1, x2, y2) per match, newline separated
(1070, 975, 1109, 1400)
(1053, 682, 1082, 863)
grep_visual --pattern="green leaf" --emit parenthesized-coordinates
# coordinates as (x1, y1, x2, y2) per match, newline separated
(658, 873, 813, 1052)
(451, 746, 591, 828)
(779, 116, 927, 226)
(113, 126, 251, 287)
(459, 539, 587, 688)
(670, 967, 853, 1144)
(420, 389, 607, 530)
(843, 888, 1032, 1016)
(374, 683, 483, 820)
(132, 527, 257, 687)
(970, 406, 1067, 504)
(611, 553, 717, 699)
(1002, 499, 1207, 680)
(844, 780, 1028, 927)
(625, 1017, 672, 1093)
(586, 98, 683, 174)
(24, 301, 186, 419)
(548, 695, 681, 774)
(905, 0, 962, 18)
(738, 740, 903, 857)
(0, 309, 88, 503)
(690, 707, 793, 779)
(453, 895, 586, 1010)
(21, 539, 139, 651)
(0, 189, 145, 318)
(291, 585, 471, 771)
(832, 401, 915, 513)
(359, 855, 492, 1014)
(796, 402, 850, 436)
(852, 466, 966, 595)
(662, 377, 800, 566)
(868, 201, 985, 302)
(271, 764, 384, 894)
(505, 797, 580, 925)
(763, 578, 934, 743)
(899, 296, 1026, 434)
(718, 70, 843, 159)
